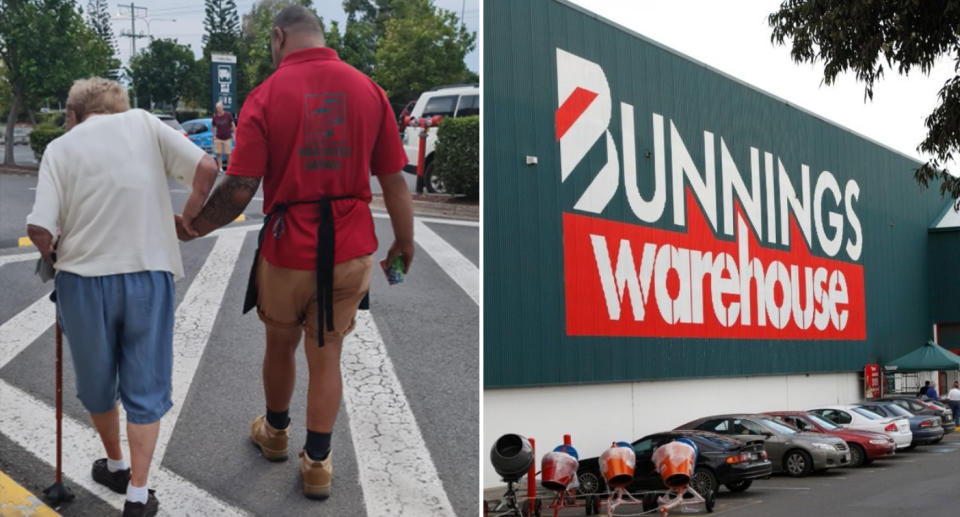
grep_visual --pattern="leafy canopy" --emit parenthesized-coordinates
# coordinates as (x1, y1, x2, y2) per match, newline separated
(769, 0, 960, 201)
(130, 38, 199, 110)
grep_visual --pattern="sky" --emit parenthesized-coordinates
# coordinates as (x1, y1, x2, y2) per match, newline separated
(107, 0, 479, 71)
(566, 0, 957, 171)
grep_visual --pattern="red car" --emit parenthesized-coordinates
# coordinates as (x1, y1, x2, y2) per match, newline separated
(767, 411, 896, 466)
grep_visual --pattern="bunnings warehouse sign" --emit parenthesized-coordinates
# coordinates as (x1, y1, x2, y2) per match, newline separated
(484, 0, 946, 388)
(557, 48, 865, 340)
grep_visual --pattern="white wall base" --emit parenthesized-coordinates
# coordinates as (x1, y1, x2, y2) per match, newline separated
(483, 372, 860, 488)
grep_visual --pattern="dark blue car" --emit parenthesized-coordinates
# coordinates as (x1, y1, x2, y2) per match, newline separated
(857, 402, 943, 446)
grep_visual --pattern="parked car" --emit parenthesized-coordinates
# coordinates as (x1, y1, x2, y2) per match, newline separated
(400, 83, 479, 193)
(875, 395, 955, 432)
(809, 405, 913, 449)
(767, 411, 896, 466)
(576, 430, 771, 500)
(153, 113, 187, 137)
(856, 401, 943, 446)
(675, 414, 849, 477)
(181, 118, 234, 162)
(13, 126, 31, 145)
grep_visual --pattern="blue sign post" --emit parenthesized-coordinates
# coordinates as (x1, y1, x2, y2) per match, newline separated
(210, 53, 237, 113)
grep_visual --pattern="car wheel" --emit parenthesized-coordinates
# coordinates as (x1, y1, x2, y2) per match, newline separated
(578, 469, 604, 496)
(691, 468, 718, 497)
(783, 450, 813, 477)
(848, 443, 866, 467)
(724, 479, 752, 492)
(425, 160, 445, 194)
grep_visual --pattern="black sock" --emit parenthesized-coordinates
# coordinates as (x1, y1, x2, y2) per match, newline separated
(265, 408, 289, 430)
(305, 430, 331, 461)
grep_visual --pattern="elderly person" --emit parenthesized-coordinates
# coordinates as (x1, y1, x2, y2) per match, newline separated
(26, 77, 217, 517)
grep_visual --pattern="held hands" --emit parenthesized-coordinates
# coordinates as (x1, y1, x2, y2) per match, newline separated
(174, 214, 195, 242)
(179, 191, 205, 238)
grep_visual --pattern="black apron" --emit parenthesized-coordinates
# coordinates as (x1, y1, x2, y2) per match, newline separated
(242, 196, 368, 346)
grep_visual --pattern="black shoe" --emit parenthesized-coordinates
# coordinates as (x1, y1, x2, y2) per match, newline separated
(91, 458, 129, 494)
(122, 490, 158, 517)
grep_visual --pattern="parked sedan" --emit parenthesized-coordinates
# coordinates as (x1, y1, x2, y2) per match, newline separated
(675, 414, 849, 477)
(857, 401, 943, 446)
(576, 430, 772, 499)
(809, 405, 913, 449)
(875, 395, 955, 432)
(767, 411, 896, 466)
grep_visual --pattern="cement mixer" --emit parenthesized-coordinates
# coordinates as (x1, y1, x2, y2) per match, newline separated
(598, 442, 645, 517)
(540, 444, 579, 492)
(650, 438, 714, 514)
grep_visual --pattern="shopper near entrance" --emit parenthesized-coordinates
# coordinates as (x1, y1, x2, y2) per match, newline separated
(179, 6, 414, 500)
(918, 380, 932, 398)
(926, 382, 940, 400)
(948, 381, 960, 427)
(211, 101, 235, 171)
(26, 77, 218, 516)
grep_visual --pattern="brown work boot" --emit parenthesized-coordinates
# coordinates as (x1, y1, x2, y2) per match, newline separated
(299, 449, 333, 500)
(250, 415, 288, 461)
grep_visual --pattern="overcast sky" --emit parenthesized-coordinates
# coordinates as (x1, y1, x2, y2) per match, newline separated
(566, 0, 956, 171)
(108, 0, 478, 71)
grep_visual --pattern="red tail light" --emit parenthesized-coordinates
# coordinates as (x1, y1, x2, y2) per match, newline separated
(884, 423, 897, 432)
(920, 419, 938, 428)
(725, 452, 756, 464)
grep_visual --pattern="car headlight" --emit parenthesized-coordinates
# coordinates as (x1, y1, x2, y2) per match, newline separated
(869, 439, 889, 445)
(811, 442, 833, 450)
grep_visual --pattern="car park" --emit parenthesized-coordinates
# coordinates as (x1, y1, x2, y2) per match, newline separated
(766, 411, 896, 466)
(576, 430, 771, 500)
(876, 395, 956, 432)
(153, 113, 187, 137)
(856, 401, 943, 446)
(809, 405, 913, 449)
(182, 118, 233, 161)
(675, 414, 850, 477)
(400, 84, 479, 193)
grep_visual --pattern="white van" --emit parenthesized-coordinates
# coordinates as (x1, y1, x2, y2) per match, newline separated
(401, 84, 479, 193)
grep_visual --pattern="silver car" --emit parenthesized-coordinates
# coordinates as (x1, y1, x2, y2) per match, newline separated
(676, 414, 850, 477)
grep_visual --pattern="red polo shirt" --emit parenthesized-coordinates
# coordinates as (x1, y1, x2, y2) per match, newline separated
(227, 47, 407, 270)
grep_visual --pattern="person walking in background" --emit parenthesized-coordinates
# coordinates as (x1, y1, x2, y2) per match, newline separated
(918, 380, 931, 398)
(176, 6, 414, 501)
(947, 381, 960, 427)
(26, 77, 218, 516)
(211, 101, 235, 171)
(926, 381, 940, 401)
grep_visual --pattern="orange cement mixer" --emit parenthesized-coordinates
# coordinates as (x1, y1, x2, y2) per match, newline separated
(540, 444, 579, 492)
(651, 438, 698, 489)
(599, 442, 635, 489)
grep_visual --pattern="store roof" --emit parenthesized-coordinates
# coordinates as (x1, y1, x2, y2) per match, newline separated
(885, 341, 960, 371)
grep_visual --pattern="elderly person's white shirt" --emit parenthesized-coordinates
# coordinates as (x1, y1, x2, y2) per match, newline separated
(27, 109, 206, 279)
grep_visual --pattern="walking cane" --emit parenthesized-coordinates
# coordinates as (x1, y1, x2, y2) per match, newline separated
(43, 289, 74, 505)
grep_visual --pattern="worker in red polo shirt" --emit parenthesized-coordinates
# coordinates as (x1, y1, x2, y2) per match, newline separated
(179, 5, 414, 500)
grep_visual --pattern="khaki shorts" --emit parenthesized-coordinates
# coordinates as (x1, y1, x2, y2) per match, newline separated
(213, 138, 232, 155)
(255, 254, 373, 341)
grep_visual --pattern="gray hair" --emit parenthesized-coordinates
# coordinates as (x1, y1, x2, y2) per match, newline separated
(273, 6, 325, 44)
(66, 77, 130, 122)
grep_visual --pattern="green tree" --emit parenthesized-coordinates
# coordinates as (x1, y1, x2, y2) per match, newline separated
(86, 0, 121, 79)
(769, 0, 960, 202)
(204, 0, 241, 51)
(372, 0, 476, 113)
(0, 0, 114, 165)
(129, 39, 199, 111)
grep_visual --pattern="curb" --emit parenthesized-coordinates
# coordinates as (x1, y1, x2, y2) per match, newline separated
(0, 470, 59, 516)
(370, 195, 478, 221)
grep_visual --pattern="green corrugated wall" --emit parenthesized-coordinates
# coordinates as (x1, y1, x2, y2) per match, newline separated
(483, 0, 948, 388)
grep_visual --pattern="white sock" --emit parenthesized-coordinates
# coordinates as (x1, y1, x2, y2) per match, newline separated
(106, 457, 128, 473)
(126, 483, 148, 504)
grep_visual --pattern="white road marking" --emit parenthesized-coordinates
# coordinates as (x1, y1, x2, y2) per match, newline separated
(0, 293, 54, 370)
(0, 251, 40, 267)
(342, 311, 456, 517)
(756, 486, 811, 490)
(413, 219, 479, 304)
(0, 381, 246, 515)
(153, 231, 246, 464)
(373, 211, 479, 227)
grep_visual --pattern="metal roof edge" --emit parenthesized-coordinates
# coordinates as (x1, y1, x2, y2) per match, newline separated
(551, 0, 924, 166)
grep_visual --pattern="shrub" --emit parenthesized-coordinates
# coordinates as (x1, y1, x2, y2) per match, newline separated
(434, 115, 479, 199)
(29, 124, 66, 161)
(36, 111, 66, 128)
(176, 110, 204, 122)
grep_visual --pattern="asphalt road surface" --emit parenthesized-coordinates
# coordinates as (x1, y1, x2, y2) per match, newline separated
(0, 173, 478, 516)
(486, 432, 960, 517)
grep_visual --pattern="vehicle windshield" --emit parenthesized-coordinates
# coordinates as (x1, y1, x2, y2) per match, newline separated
(757, 417, 797, 435)
(879, 404, 913, 417)
(805, 413, 840, 430)
(852, 407, 884, 420)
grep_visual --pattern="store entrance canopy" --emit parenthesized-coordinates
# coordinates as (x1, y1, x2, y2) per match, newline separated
(885, 341, 960, 371)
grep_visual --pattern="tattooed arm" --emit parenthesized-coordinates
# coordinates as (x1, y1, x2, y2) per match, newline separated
(183, 175, 262, 239)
